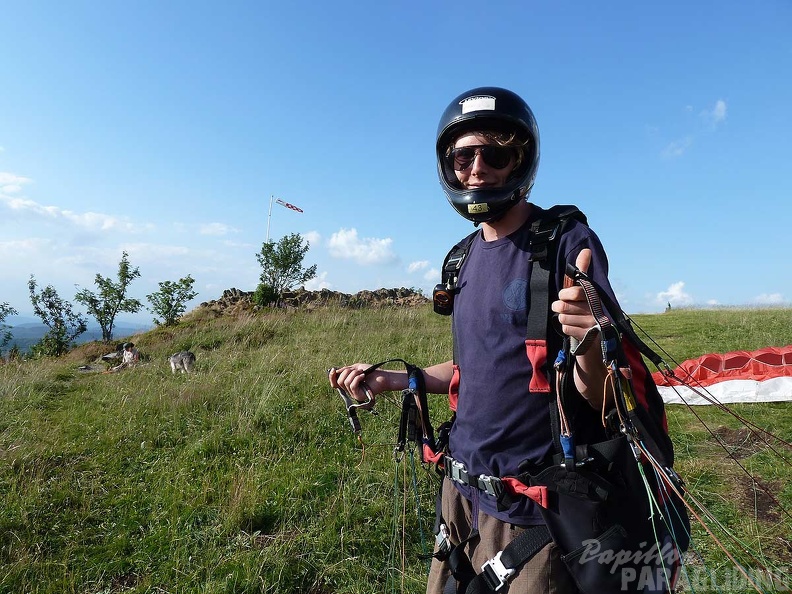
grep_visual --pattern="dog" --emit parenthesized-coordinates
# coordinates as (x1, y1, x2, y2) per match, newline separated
(169, 351, 196, 374)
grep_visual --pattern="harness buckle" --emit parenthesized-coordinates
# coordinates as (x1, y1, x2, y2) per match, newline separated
(445, 456, 505, 500)
(434, 523, 452, 559)
(477, 475, 503, 499)
(481, 550, 515, 591)
(446, 456, 470, 485)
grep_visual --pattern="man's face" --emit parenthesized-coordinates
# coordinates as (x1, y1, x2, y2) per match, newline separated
(452, 132, 517, 189)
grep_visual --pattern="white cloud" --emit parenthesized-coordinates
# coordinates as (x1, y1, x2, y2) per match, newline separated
(408, 260, 430, 273)
(713, 100, 727, 122)
(0, 193, 152, 233)
(423, 268, 439, 283)
(222, 239, 257, 249)
(0, 237, 54, 258)
(0, 172, 32, 194)
(0, 237, 50, 250)
(661, 136, 693, 159)
(303, 230, 321, 246)
(200, 222, 238, 236)
(656, 281, 693, 307)
(753, 292, 784, 305)
(327, 228, 397, 265)
(701, 99, 727, 126)
(304, 271, 332, 291)
(0, 171, 154, 233)
(120, 243, 193, 260)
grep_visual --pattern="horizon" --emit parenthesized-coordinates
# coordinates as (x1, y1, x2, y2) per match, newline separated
(8, 289, 792, 331)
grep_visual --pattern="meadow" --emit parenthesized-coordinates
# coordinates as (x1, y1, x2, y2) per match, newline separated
(1, 304, 791, 593)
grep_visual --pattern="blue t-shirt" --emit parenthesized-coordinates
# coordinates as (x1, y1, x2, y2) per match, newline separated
(449, 205, 615, 525)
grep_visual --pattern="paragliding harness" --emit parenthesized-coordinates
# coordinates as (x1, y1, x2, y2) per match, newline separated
(424, 205, 690, 594)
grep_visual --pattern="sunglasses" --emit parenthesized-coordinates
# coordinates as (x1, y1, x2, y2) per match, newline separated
(448, 145, 515, 171)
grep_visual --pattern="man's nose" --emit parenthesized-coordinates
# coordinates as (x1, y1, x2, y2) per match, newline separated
(469, 152, 487, 173)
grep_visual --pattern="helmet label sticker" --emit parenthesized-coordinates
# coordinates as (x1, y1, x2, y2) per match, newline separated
(460, 95, 496, 114)
(468, 203, 490, 214)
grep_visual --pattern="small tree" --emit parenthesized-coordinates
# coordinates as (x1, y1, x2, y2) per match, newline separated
(28, 276, 88, 357)
(255, 233, 317, 305)
(0, 302, 18, 354)
(74, 251, 143, 342)
(147, 275, 198, 327)
(7, 344, 21, 361)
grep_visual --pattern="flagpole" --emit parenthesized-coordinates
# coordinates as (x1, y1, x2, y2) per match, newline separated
(266, 195, 274, 243)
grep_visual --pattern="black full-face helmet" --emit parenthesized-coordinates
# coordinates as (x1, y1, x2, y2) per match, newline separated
(436, 86, 540, 224)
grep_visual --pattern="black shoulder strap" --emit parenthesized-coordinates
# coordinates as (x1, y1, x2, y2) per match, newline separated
(525, 205, 587, 342)
(528, 205, 588, 263)
(434, 229, 479, 317)
(440, 229, 478, 290)
(519, 205, 590, 465)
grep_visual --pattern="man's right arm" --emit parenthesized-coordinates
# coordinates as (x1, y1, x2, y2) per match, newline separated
(329, 359, 454, 402)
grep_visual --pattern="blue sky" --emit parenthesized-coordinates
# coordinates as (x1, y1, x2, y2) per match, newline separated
(1, 1, 790, 325)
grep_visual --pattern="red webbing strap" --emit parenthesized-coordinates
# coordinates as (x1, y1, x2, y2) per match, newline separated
(501, 477, 549, 508)
(423, 444, 444, 465)
(526, 220, 554, 393)
(525, 339, 551, 393)
(448, 364, 460, 411)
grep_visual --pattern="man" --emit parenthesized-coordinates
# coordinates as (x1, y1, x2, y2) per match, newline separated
(330, 87, 632, 593)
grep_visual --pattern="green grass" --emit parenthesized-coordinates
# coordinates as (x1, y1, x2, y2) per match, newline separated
(1, 305, 791, 593)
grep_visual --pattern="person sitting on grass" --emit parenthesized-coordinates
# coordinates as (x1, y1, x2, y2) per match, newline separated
(109, 342, 140, 372)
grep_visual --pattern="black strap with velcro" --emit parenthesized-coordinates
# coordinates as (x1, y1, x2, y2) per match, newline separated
(465, 525, 553, 593)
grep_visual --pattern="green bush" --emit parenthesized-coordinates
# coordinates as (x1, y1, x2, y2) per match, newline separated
(252, 283, 279, 308)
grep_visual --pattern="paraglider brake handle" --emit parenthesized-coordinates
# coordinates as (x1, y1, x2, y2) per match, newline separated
(328, 368, 376, 434)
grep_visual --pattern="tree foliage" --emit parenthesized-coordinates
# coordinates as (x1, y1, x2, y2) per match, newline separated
(0, 302, 18, 353)
(147, 275, 198, 327)
(252, 283, 279, 308)
(28, 276, 88, 357)
(255, 233, 317, 305)
(74, 251, 143, 342)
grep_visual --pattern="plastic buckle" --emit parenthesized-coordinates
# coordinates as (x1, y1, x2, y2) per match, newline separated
(481, 551, 515, 591)
(435, 523, 451, 558)
(447, 457, 469, 485)
(478, 475, 501, 498)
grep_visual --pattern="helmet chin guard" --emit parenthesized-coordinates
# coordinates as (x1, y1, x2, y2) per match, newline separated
(436, 87, 540, 224)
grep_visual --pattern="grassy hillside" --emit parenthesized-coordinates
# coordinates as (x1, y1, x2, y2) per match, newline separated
(1, 305, 791, 593)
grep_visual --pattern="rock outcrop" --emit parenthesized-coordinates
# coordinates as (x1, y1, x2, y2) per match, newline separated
(198, 287, 429, 314)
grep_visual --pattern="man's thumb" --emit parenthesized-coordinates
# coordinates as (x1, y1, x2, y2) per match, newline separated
(563, 248, 593, 288)
(576, 248, 592, 275)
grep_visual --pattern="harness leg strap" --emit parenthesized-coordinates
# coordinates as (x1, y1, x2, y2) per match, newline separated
(468, 525, 553, 593)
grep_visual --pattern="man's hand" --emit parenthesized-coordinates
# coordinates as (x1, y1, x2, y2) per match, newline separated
(551, 248, 596, 341)
(551, 248, 611, 409)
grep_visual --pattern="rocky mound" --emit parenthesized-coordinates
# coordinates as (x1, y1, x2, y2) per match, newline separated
(198, 287, 430, 314)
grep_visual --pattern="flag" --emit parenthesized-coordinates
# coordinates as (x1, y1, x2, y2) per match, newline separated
(275, 198, 304, 213)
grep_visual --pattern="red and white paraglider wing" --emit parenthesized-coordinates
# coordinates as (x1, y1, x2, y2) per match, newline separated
(652, 345, 792, 404)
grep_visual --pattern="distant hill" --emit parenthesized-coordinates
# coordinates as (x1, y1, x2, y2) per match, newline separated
(3, 320, 152, 353)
